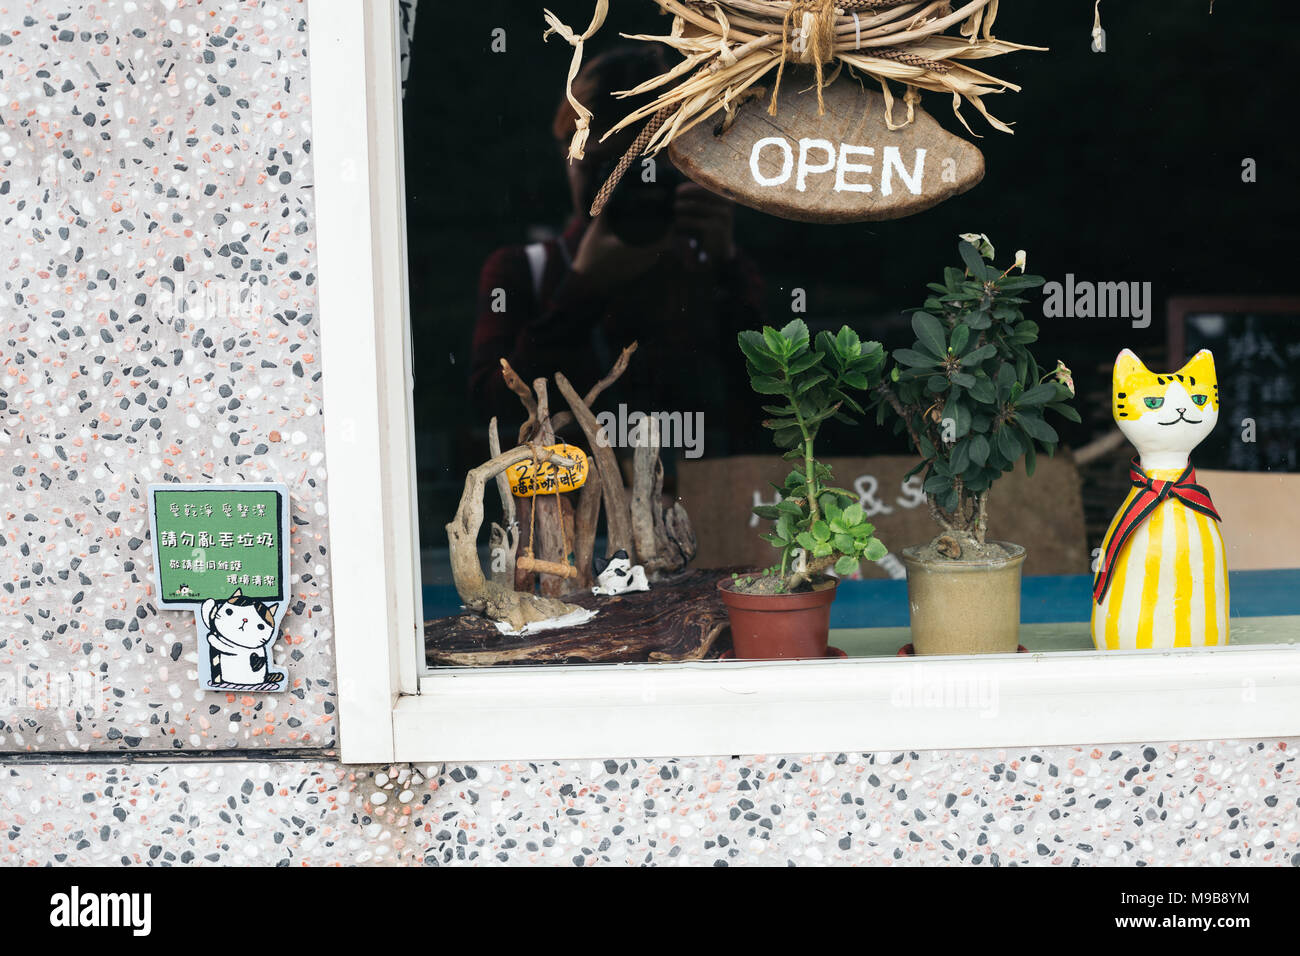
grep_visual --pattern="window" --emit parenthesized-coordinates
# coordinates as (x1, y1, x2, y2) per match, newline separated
(311, 0, 1300, 763)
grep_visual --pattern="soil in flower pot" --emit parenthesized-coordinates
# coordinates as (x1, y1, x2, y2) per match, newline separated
(717, 575, 838, 660)
(901, 540, 1026, 655)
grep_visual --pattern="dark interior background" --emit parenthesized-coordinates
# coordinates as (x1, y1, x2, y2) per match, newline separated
(403, 1, 1299, 554)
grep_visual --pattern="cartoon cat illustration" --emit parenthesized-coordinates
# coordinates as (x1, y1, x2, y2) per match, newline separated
(200, 588, 285, 689)
(1092, 349, 1228, 650)
(591, 549, 650, 596)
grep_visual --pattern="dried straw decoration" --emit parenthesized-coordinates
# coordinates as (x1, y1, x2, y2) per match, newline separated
(544, 0, 1043, 168)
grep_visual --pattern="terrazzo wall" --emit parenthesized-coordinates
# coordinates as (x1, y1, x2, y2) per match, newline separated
(1, 1, 1296, 866)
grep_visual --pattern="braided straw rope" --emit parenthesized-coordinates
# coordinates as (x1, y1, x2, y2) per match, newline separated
(550, 0, 1044, 173)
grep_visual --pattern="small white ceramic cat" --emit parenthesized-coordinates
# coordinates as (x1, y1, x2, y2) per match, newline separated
(592, 549, 650, 596)
(200, 588, 285, 689)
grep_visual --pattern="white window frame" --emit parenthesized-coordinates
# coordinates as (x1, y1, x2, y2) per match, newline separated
(311, 0, 1300, 764)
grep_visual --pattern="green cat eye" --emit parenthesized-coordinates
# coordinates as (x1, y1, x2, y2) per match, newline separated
(1192, 394, 1209, 407)
(1143, 397, 1164, 409)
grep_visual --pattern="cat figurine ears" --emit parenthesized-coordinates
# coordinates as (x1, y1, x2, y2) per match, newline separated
(592, 550, 626, 576)
(592, 549, 650, 597)
(1112, 349, 1220, 472)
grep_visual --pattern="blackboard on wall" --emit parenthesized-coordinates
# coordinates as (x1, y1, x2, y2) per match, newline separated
(1169, 298, 1300, 472)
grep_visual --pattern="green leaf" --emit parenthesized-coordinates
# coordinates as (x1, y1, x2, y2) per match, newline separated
(968, 377, 996, 403)
(969, 433, 990, 466)
(949, 324, 971, 355)
(835, 326, 861, 358)
(776, 513, 796, 542)
(738, 331, 781, 373)
(787, 351, 823, 375)
(996, 425, 1021, 461)
(842, 502, 864, 527)
(796, 531, 818, 551)
(812, 520, 832, 542)
(864, 539, 888, 562)
(1015, 383, 1059, 407)
(833, 532, 855, 554)
(912, 312, 948, 358)
(1017, 413, 1059, 443)
(794, 371, 829, 395)
(752, 505, 782, 521)
(894, 348, 941, 369)
(1049, 402, 1082, 424)
(834, 555, 860, 576)
(779, 318, 810, 349)
(949, 438, 970, 473)
(924, 473, 951, 495)
(960, 344, 997, 366)
(996, 275, 1045, 291)
(750, 374, 787, 396)
(959, 241, 988, 280)
(773, 426, 803, 449)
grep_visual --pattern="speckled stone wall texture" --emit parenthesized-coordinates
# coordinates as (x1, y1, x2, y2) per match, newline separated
(2, 3, 1299, 868)
(2, 742, 1298, 866)
(0, 1, 336, 752)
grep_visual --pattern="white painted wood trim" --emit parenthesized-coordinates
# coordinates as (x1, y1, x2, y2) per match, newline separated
(309, 0, 423, 763)
(396, 643, 1300, 761)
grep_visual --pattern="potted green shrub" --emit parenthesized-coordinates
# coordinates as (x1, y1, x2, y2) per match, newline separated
(873, 236, 1077, 654)
(719, 320, 888, 659)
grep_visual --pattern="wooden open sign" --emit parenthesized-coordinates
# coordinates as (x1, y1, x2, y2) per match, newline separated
(668, 74, 984, 224)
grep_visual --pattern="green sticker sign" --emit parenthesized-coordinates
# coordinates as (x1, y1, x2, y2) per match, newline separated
(148, 483, 291, 693)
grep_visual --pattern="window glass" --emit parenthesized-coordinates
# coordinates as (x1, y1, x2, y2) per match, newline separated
(402, 1, 1299, 669)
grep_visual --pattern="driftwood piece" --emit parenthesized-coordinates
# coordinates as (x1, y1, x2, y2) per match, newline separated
(549, 341, 639, 437)
(529, 378, 570, 596)
(425, 569, 732, 667)
(555, 371, 635, 561)
(630, 415, 698, 578)
(574, 456, 602, 589)
(513, 496, 534, 593)
(487, 417, 517, 586)
(663, 501, 698, 568)
(446, 443, 583, 632)
(500, 358, 539, 443)
(631, 415, 661, 572)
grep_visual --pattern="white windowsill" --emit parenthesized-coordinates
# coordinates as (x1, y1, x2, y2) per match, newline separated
(394, 643, 1300, 762)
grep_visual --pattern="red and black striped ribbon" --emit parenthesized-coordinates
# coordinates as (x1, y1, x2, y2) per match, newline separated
(1093, 457, 1221, 604)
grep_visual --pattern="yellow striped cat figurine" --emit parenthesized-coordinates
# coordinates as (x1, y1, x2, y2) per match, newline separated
(1091, 349, 1228, 650)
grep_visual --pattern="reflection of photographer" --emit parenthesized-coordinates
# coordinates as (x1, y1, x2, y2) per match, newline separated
(470, 47, 766, 454)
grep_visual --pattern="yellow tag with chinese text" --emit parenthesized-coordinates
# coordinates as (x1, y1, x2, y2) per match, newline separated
(506, 444, 588, 497)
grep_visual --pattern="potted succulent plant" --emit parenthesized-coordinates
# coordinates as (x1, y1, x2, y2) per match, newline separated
(873, 236, 1077, 655)
(719, 320, 888, 659)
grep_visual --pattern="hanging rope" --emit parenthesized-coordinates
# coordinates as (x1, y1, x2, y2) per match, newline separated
(516, 447, 579, 580)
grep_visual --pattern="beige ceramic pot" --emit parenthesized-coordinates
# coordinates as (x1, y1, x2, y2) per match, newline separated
(900, 542, 1026, 655)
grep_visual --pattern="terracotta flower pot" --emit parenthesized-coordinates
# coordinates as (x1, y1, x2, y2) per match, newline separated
(717, 577, 838, 660)
(900, 542, 1026, 655)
